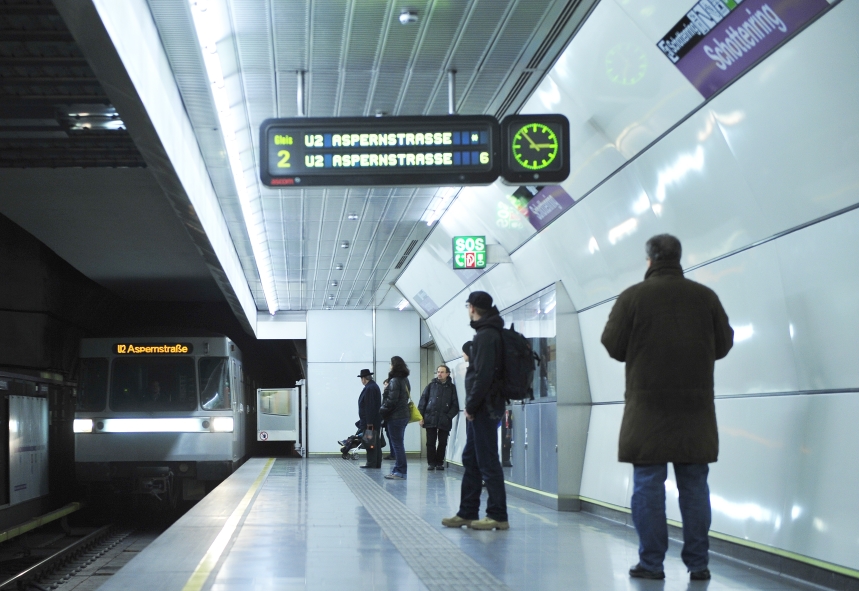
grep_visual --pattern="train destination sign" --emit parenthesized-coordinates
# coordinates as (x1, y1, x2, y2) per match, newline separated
(500, 114, 570, 184)
(452, 235, 487, 270)
(260, 116, 500, 187)
(114, 343, 194, 355)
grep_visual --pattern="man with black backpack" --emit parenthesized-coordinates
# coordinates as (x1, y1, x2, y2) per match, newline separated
(442, 291, 509, 531)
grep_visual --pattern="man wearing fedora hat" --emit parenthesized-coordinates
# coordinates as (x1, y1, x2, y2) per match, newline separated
(357, 369, 382, 469)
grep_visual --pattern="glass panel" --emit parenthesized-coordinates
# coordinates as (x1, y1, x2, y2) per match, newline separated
(77, 358, 108, 411)
(501, 286, 557, 399)
(199, 358, 231, 411)
(259, 389, 291, 416)
(110, 358, 197, 411)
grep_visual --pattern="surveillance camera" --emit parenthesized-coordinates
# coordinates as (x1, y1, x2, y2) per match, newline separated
(399, 10, 418, 24)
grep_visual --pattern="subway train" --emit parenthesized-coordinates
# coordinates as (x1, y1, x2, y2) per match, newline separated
(73, 336, 255, 505)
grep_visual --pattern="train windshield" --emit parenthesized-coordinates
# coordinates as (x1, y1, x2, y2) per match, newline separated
(199, 357, 232, 411)
(77, 358, 108, 411)
(110, 357, 197, 411)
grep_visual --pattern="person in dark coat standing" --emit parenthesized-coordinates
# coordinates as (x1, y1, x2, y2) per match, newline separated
(418, 364, 459, 471)
(379, 356, 411, 480)
(601, 234, 734, 582)
(356, 369, 382, 469)
(442, 291, 508, 531)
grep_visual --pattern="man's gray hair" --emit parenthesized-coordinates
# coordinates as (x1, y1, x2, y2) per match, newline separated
(646, 234, 682, 263)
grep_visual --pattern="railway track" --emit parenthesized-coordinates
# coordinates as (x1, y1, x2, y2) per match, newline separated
(0, 524, 161, 591)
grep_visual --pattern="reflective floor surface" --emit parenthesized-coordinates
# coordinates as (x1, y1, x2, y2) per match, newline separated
(98, 458, 823, 591)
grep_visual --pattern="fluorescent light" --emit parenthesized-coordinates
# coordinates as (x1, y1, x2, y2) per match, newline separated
(543, 300, 556, 314)
(397, 299, 409, 310)
(588, 236, 599, 254)
(655, 146, 705, 203)
(733, 324, 754, 343)
(73, 419, 93, 433)
(99, 418, 209, 433)
(608, 218, 637, 245)
(189, 0, 278, 314)
(213, 417, 234, 432)
(425, 187, 460, 225)
(631, 192, 650, 215)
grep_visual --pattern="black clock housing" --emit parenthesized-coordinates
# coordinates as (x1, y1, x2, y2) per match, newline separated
(500, 114, 570, 185)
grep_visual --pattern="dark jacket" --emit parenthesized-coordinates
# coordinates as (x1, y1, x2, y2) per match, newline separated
(418, 378, 459, 431)
(601, 260, 734, 464)
(380, 368, 411, 421)
(465, 308, 505, 418)
(357, 379, 382, 431)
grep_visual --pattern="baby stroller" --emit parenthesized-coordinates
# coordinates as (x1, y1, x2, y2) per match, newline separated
(338, 425, 387, 460)
(338, 429, 365, 460)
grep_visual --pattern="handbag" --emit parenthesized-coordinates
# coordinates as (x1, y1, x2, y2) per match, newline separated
(407, 385, 422, 424)
(362, 424, 378, 449)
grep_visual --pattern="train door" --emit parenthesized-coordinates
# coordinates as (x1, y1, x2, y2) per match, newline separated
(230, 358, 244, 462)
(256, 387, 299, 442)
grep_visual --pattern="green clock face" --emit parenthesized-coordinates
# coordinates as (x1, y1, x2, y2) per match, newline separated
(511, 123, 559, 171)
(605, 43, 647, 86)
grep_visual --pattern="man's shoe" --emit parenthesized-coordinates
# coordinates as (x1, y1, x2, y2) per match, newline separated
(629, 564, 665, 580)
(384, 472, 406, 480)
(690, 569, 711, 581)
(435, 464, 445, 471)
(384, 454, 394, 460)
(469, 517, 509, 530)
(427, 465, 435, 471)
(441, 515, 474, 528)
(359, 465, 372, 469)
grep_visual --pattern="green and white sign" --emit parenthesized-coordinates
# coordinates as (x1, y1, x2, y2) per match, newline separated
(452, 236, 486, 270)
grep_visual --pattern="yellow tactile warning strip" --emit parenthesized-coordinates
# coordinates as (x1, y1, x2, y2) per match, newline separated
(181, 458, 275, 591)
(329, 459, 514, 591)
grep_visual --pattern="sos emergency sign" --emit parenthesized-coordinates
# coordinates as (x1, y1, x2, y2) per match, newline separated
(452, 236, 486, 270)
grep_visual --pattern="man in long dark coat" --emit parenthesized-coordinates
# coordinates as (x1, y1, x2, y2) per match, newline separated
(601, 234, 733, 582)
(356, 369, 382, 469)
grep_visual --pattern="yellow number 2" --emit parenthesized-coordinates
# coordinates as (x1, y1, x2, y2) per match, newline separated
(277, 150, 291, 168)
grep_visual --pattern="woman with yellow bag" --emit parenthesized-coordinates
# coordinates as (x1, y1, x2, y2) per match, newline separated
(380, 355, 415, 480)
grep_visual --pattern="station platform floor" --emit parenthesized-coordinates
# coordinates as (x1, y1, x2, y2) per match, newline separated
(98, 457, 823, 591)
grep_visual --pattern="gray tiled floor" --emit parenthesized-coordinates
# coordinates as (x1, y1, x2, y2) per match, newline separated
(100, 458, 823, 591)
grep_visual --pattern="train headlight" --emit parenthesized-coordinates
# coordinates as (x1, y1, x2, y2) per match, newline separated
(212, 417, 234, 432)
(73, 419, 94, 433)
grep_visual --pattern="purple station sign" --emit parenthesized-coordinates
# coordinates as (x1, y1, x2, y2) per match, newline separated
(658, 0, 828, 99)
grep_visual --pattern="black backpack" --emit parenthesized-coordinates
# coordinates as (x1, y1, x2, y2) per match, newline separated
(493, 323, 540, 401)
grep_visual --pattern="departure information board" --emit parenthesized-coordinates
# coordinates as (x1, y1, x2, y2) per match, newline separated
(260, 116, 500, 187)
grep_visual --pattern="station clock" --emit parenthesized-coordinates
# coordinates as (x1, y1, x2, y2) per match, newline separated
(500, 114, 569, 184)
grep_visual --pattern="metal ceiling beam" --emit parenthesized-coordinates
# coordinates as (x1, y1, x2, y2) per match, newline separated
(0, 32, 75, 42)
(0, 95, 108, 101)
(0, 77, 99, 84)
(0, 57, 89, 65)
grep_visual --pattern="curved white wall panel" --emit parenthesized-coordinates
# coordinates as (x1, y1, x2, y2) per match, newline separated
(402, 0, 857, 573)
(776, 207, 859, 390)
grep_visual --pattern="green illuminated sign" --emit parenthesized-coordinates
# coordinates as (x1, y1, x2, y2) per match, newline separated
(452, 236, 486, 270)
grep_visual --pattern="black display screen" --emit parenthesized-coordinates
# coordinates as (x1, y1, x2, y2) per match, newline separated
(259, 116, 500, 187)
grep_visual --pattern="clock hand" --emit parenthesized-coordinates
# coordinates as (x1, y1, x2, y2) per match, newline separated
(521, 131, 539, 150)
(533, 143, 556, 148)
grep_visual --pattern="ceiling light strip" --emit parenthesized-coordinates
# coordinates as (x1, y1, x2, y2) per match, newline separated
(188, 0, 278, 314)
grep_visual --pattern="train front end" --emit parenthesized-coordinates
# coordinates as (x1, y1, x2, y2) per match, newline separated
(74, 336, 246, 505)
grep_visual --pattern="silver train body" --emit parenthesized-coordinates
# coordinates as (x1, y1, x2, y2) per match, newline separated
(74, 336, 253, 502)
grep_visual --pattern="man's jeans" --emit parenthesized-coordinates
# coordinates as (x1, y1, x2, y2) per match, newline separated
(386, 418, 409, 476)
(458, 412, 507, 522)
(632, 463, 711, 572)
